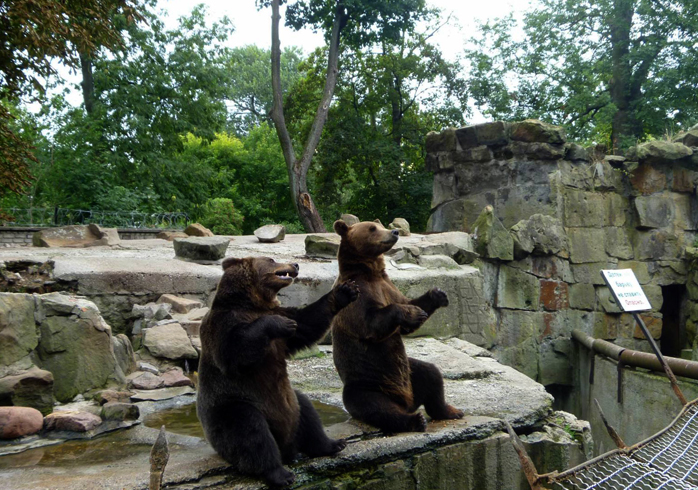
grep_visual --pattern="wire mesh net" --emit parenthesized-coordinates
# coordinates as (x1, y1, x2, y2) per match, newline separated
(632, 404, 698, 486)
(551, 454, 697, 490)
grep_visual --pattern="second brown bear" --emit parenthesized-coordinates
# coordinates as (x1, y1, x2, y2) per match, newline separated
(331, 220, 464, 433)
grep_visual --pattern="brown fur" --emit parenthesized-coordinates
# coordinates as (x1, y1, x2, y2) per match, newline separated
(331, 221, 464, 433)
(197, 257, 358, 487)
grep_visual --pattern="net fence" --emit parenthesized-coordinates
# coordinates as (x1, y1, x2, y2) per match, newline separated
(546, 401, 698, 490)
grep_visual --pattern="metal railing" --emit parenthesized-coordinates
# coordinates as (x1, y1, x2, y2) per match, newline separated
(0, 207, 189, 230)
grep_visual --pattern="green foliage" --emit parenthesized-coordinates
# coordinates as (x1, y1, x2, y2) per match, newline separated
(199, 198, 244, 235)
(465, 0, 698, 148)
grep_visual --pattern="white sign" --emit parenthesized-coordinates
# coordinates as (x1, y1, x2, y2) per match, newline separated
(601, 269, 652, 312)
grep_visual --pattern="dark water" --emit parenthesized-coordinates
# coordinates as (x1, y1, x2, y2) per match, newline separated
(0, 401, 349, 470)
(142, 400, 350, 438)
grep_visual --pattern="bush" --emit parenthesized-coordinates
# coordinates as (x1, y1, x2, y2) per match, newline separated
(199, 198, 244, 235)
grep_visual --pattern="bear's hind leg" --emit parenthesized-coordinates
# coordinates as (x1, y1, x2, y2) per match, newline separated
(203, 401, 295, 488)
(409, 358, 464, 420)
(343, 384, 427, 433)
(294, 391, 346, 457)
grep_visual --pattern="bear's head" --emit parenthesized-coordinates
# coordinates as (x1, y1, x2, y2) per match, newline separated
(214, 256, 299, 308)
(333, 219, 399, 258)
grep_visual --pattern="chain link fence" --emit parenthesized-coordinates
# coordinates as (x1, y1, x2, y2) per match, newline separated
(0, 208, 189, 230)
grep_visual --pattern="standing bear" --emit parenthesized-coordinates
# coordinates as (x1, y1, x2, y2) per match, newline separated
(331, 220, 464, 433)
(197, 256, 359, 488)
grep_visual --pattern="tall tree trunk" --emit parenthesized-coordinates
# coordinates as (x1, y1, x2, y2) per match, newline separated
(269, 0, 347, 233)
(80, 52, 95, 115)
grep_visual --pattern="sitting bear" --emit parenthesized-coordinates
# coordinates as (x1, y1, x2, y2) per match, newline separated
(197, 256, 359, 488)
(331, 220, 464, 433)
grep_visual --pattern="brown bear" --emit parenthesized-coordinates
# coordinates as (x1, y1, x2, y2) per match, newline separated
(197, 256, 359, 488)
(331, 220, 464, 433)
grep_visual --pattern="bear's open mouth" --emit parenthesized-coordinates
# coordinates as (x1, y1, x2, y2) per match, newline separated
(275, 270, 298, 280)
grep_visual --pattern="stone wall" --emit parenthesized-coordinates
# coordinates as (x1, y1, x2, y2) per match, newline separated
(427, 119, 698, 388)
(0, 227, 169, 247)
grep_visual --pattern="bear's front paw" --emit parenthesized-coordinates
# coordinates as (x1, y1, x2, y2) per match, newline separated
(400, 305, 428, 334)
(265, 466, 295, 488)
(266, 316, 297, 339)
(409, 413, 428, 432)
(333, 280, 360, 309)
(430, 288, 449, 308)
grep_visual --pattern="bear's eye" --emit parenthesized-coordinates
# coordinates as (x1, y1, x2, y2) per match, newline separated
(369, 225, 376, 232)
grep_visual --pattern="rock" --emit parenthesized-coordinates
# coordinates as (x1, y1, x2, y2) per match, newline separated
(44, 411, 102, 433)
(156, 294, 203, 314)
(510, 119, 566, 145)
(137, 362, 159, 375)
(569, 284, 596, 311)
(100, 402, 139, 421)
(426, 128, 458, 152)
(173, 237, 230, 262)
(183, 307, 209, 321)
(254, 224, 286, 243)
(184, 223, 214, 237)
(567, 228, 607, 264)
(455, 122, 509, 149)
(340, 214, 360, 226)
(129, 371, 165, 390)
(143, 323, 198, 360)
(179, 319, 201, 336)
(634, 195, 676, 229)
(130, 386, 195, 402)
(156, 231, 188, 241)
(161, 368, 193, 388)
(539, 280, 570, 311)
(565, 143, 590, 162)
(0, 293, 38, 368)
(630, 163, 667, 195)
(497, 266, 540, 311)
(472, 206, 514, 261)
(388, 218, 411, 236)
(510, 215, 568, 259)
(674, 128, 698, 147)
(95, 390, 134, 405)
(35, 295, 118, 403)
(628, 140, 693, 165)
(0, 407, 44, 439)
(305, 234, 340, 257)
(421, 232, 479, 264)
(32, 224, 120, 248)
(132, 302, 172, 329)
(0, 368, 54, 415)
(112, 334, 137, 377)
(416, 255, 460, 269)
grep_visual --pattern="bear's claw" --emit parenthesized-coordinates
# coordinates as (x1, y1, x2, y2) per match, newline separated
(410, 413, 428, 432)
(334, 280, 360, 308)
(266, 466, 295, 488)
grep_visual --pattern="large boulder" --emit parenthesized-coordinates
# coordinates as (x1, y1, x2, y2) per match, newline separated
(0, 293, 38, 368)
(143, 323, 198, 360)
(340, 214, 360, 226)
(35, 293, 118, 402)
(156, 231, 188, 241)
(627, 140, 693, 165)
(156, 294, 203, 314)
(44, 411, 102, 432)
(0, 406, 44, 439)
(510, 119, 566, 145)
(0, 368, 54, 415)
(112, 334, 137, 377)
(33, 224, 120, 248)
(173, 237, 230, 262)
(184, 223, 214, 237)
(388, 218, 411, 236)
(674, 128, 698, 148)
(254, 224, 286, 243)
(305, 234, 340, 257)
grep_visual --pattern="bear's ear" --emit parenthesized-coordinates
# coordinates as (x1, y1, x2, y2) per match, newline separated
(334, 220, 349, 236)
(222, 257, 244, 270)
(373, 219, 383, 227)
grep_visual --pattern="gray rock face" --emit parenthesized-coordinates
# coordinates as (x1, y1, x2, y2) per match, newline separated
(33, 224, 120, 248)
(628, 140, 693, 164)
(511, 214, 568, 258)
(253, 224, 286, 243)
(100, 402, 139, 421)
(389, 218, 411, 236)
(0, 293, 37, 368)
(305, 234, 340, 257)
(472, 206, 514, 261)
(112, 334, 137, 377)
(173, 237, 230, 262)
(143, 323, 198, 360)
(497, 266, 540, 310)
(510, 119, 566, 145)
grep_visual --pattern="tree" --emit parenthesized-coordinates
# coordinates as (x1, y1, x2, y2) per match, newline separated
(466, 0, 698, 151)
(297, 9, 466, 231)
(226, 45, 302, 134)
(259, 0, 431, 232)
(0, 0, 143, 200)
